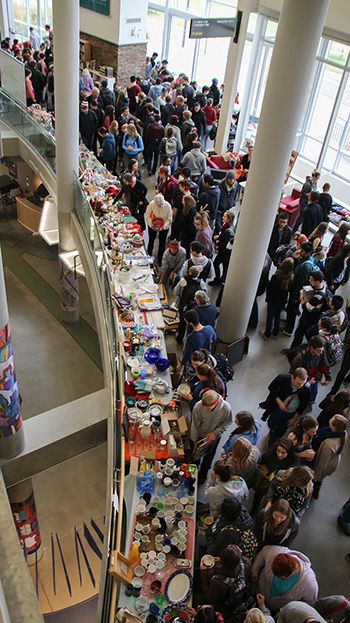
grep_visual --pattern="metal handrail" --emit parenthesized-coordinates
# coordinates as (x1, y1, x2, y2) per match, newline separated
(0, 89, 122, 622)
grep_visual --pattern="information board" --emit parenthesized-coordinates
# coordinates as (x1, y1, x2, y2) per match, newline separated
(80, 0, 110, 16)
(189, 17, 236, 39)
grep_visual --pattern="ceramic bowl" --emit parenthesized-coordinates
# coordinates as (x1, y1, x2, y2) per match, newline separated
(155, 357, 170, 372)
(134, 565, 146, 577)
(185, 505, 194, 515)
(144, 347, 161, 364)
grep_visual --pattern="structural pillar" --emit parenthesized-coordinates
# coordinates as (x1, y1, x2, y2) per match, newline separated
(215, 0, 258, 154)
(217, 0, 330, 343)
(0, 247, 24, 459)
(8, 479, 41, 557)
(53, 0, 80, 323)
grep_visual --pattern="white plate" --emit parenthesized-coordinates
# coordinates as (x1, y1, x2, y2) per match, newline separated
(127, 356, 141, 369)
(165, 570, 192, 604)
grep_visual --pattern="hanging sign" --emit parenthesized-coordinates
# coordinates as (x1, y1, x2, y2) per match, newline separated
(189, 17, 237, 39)
(80, 0, 110, 16)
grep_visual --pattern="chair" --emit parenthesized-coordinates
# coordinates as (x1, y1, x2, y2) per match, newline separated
(278, 187, 301, 228)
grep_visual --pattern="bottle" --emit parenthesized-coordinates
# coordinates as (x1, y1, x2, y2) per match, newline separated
(129, 542, 139, 563)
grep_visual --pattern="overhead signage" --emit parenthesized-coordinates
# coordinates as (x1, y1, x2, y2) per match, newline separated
(189, 16, 236, 39)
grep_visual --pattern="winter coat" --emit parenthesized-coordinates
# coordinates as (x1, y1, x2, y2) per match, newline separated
(268, 223, 293, 261)
(206, 505, 255, 557)
(100, 133, 116, 162)
(182, 255, 214, 282)
(191, 395, 231, 442)
(181, 119, 195, 143)
(223, 420, 262, 454)
(193, 302, 217, 328)
(79, 110, 97, 137)
(313, 436, 346, 482)
(289, 257, 315, 301)
(302, 202, 324, 238)
(198, 186, 221, 223)
(192, 109, 207, 137)
(122, 133, 144, 156)
(205, 476, 248, 514)
(265, 273, 290, 308)
(265, 471, 311, 517)
(196, 226, 214, 258)
(100, 87, 115, 108)
(218, 179, 238, 212)
(252, 545, 319, 612)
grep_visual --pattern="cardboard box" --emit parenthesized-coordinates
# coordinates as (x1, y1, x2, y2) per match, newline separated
(168, 352, 181, 387)
(161, 410, 188, 438)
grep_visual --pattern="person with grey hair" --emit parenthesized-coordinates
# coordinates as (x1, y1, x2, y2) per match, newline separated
(193, 290, 217, 327)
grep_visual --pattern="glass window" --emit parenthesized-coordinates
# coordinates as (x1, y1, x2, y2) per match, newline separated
(337, 153, 350, 179)
(323, 146, 338, 170)
(264, 19, 277, 42)
(167, 15, 196, 77)
(329, 75, 350, 149)
(251, 44, 272, 119)
(247, 12, 257, 36)
(196, 36, 231, 87)
(304, 64, 342, 142)
(29, 0, 39, 27)
(301, 136, 323, 163)
(146, 8, 165, 58)
(169, 0, 206, 14)
(209, 1, 237, 18)
(14, 21, 28, 38)
(47, 0, 53, 28)
(14, 0, 27, 22)
(325, 40, 349, 66)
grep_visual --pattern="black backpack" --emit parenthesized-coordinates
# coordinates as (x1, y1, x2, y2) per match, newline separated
(215, 353, 234, 382)
(214, 573, 255, 623)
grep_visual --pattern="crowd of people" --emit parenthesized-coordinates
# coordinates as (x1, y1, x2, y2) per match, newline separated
(3, 29, 350, 623)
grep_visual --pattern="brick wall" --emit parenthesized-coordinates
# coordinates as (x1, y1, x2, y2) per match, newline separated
(80, 32, 146, 88)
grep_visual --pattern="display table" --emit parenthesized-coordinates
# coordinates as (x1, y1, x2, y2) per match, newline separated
(115, 459, 197, 620)
(16, 196, 42, 232)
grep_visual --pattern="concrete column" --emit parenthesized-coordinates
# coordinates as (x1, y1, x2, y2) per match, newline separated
(217, 0, 330, 343)
(53, 0, 80, 323)
(0, 247, 24, 460)
(0, 472, 43, 623)
(8, 479, 41, 556)
(215, 0, 258, 154)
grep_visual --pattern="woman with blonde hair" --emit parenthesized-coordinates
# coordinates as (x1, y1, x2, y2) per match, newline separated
(245, 600, 274, 623)
(264, 466, 314, 517)
(122, 123, 144, 165)
(194, 210, 214, 258)
(225, 437, 260, 486)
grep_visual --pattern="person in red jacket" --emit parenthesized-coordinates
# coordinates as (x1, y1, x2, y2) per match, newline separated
(202, 98, 217, 150)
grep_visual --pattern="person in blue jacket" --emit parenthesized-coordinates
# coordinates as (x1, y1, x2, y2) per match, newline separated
(98, 127, 116, 171)
(222, 410, 262, 454)
(179, 309, 216, 371)
(122, 123, 144, 165)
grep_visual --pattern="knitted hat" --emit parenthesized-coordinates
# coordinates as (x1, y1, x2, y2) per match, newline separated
(170, 114, 179, 123)
(201, 390, 219, 407)
(81, 101, 89, 111)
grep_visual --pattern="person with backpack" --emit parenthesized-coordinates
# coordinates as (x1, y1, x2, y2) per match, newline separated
(98, 126, 117, 171)
(205, 498, 256, 559)
(180, 310, 217, 368)
(317, 317, 343, 368)
(283, 242, 315, 337)
(144, 114, 164, 175)
(200, 544, 255, 620)
(182, 140, 207, 185)
(159, 126, 181, 173)
(293, 264, 330, 346)
(156, 165, 177, 206)
(174, 267, 204, 344)
(121, 123, 144, 166)
(182, 241, 215, 283)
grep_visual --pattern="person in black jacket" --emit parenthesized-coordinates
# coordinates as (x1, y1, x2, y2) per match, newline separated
(259, 368, 311, 445)
(198, 174, 220, 229)
(113, 172, 148, 230)
(99, 79, 115, 108)
(28, 59, 46, 104)
(293, 170, 320, 232)
(208, 78, 220, 106)
(290, 270, 330, 348)
(205, 498, 254, 558)
(174, 266, 203, 344)
(318, 182, 332, 220)
(210, 211, 234, 285)
(261, 257, 294, 340)
(191, 101, 207, 138)
(301, 191, 324, 238)
(324, 244, 350, 292)
(79, 100, 97, 150)
(267, 213, 292, 262)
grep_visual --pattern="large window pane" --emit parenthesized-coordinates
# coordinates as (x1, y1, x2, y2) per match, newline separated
(251, 44, 272, 119)
(264, 19, 277, 43)
(209, 1, 237, 18)
(301, 136, 322, 163)
(323, 146, 337, 170)
(196, 37, 231, 87)
(329, 75, 350, 150)
(337, 153, 350, 179)
(14, 20, 28, 39)
(167, 16, 196, 78)
(29, 0, 39, 27)
(304, 64, 342, 141)
(47, 0, 53, 28)
(169, 0, 205, 14)
(14, 0, 27, 21)
(146, 8, 165, 58)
